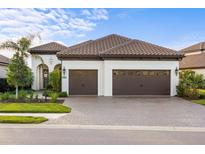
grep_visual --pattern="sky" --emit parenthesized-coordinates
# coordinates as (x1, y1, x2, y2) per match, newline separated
(0, 8, 205, 56)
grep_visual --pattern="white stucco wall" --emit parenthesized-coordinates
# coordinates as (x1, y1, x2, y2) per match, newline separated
(62, 60, 179, 96)
(0, 65, 7, 78)
(31, 54, 61, 90)
(61, 61, 104, 95)
(191, 68, 205, 78)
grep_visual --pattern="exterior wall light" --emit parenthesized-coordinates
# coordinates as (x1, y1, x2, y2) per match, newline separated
(175, 67, 179, 76)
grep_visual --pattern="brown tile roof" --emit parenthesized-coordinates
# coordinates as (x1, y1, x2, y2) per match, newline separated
(180, 52, 205, 69)
(0, 54, 9, 65)
(101, 39, 180, 58)
(57, 34, 183, 59)
(181, 41, 205, 53)
(29, 42, 67, 54)
(57, 34, 130, 58)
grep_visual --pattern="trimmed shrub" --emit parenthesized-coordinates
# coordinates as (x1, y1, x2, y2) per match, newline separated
(0, 92, 10, 100)
(59, 92, 68, 97)
(187, 89, 200, 100)
(18, 90, 27, 100)
(49, 92, 59, 103)
(43, 91, 68, 98)
(27, 91, 34, 100)
(42, 90, 50, 97)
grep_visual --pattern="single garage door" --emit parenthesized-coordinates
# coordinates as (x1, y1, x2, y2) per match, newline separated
(69, 70, 98, 95)
(113, 70, 170, 95)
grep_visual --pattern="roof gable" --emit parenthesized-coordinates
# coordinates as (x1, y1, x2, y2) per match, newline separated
(29, 42, 67, 54)
(180, 52, 205, 69)
(181, 41, 205, 53)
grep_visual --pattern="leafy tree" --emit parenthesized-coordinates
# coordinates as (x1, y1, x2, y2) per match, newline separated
(6, 54, 33, 98)
(49, 69, 61, 92)
(0, 34, 39, 99)
(177, 70, 205, 99)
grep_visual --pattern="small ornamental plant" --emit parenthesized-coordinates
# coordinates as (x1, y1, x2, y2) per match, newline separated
(177, 70, 205, 99)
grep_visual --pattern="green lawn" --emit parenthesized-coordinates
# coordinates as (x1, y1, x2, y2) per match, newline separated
(0, 103, 71, 113)
(0, 116, 48, 124)
(192, 99, 205, 105)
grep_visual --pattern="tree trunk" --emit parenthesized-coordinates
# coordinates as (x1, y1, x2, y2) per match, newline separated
(16, 85, 18, 99)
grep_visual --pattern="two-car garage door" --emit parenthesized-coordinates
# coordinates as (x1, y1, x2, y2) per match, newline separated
(68, 70, 170, 95)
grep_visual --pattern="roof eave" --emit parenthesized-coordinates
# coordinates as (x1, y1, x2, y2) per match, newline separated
(57, 54, 101, 60)
(180, 66, 205, 70)
(29, 50, 60, 54)
(57, 54, 183, 60)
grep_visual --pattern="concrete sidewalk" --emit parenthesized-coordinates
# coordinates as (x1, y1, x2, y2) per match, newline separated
(0, 113, 67, 119)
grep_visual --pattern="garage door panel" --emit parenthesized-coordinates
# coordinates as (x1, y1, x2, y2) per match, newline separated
(113, 70, 170, 95)
(69, 70, 97, 95)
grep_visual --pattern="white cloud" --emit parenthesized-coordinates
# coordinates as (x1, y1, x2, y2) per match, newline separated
(82, 9, 92, 16)
(69, 18, 96, 31)
(82, 9, 109, 20)
(0, 8, 109, 45)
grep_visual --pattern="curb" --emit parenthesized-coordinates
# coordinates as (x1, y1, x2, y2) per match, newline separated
(0, 124, 205, 132)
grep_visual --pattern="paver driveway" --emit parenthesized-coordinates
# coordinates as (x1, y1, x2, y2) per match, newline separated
(47, 97, 205, 127)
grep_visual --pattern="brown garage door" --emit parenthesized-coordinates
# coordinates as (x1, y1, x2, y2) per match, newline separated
(113, 70, 170, 95)
(69, 70, 98, 95)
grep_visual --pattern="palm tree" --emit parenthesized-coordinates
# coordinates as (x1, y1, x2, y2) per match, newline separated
(0, 34, 42, 98)
(0, 34, 41, 58)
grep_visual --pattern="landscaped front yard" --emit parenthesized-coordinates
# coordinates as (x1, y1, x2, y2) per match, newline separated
(0, 91, 71, 124)
(0, 116, 48, 124)
(0, 103, 71, 113)
(0, 103, 71, 124)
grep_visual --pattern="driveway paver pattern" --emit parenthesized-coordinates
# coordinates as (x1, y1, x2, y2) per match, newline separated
(46, 96, 205, 127)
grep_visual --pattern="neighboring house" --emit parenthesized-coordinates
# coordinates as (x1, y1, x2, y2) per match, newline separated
(180, 41, 205, 77)
(30, 34, 183, 96)
(0, 54, 9, 78)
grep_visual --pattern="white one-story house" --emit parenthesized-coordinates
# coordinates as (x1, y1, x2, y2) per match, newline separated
(180, 41, 205, 78)
(30, 34, 183, 96)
